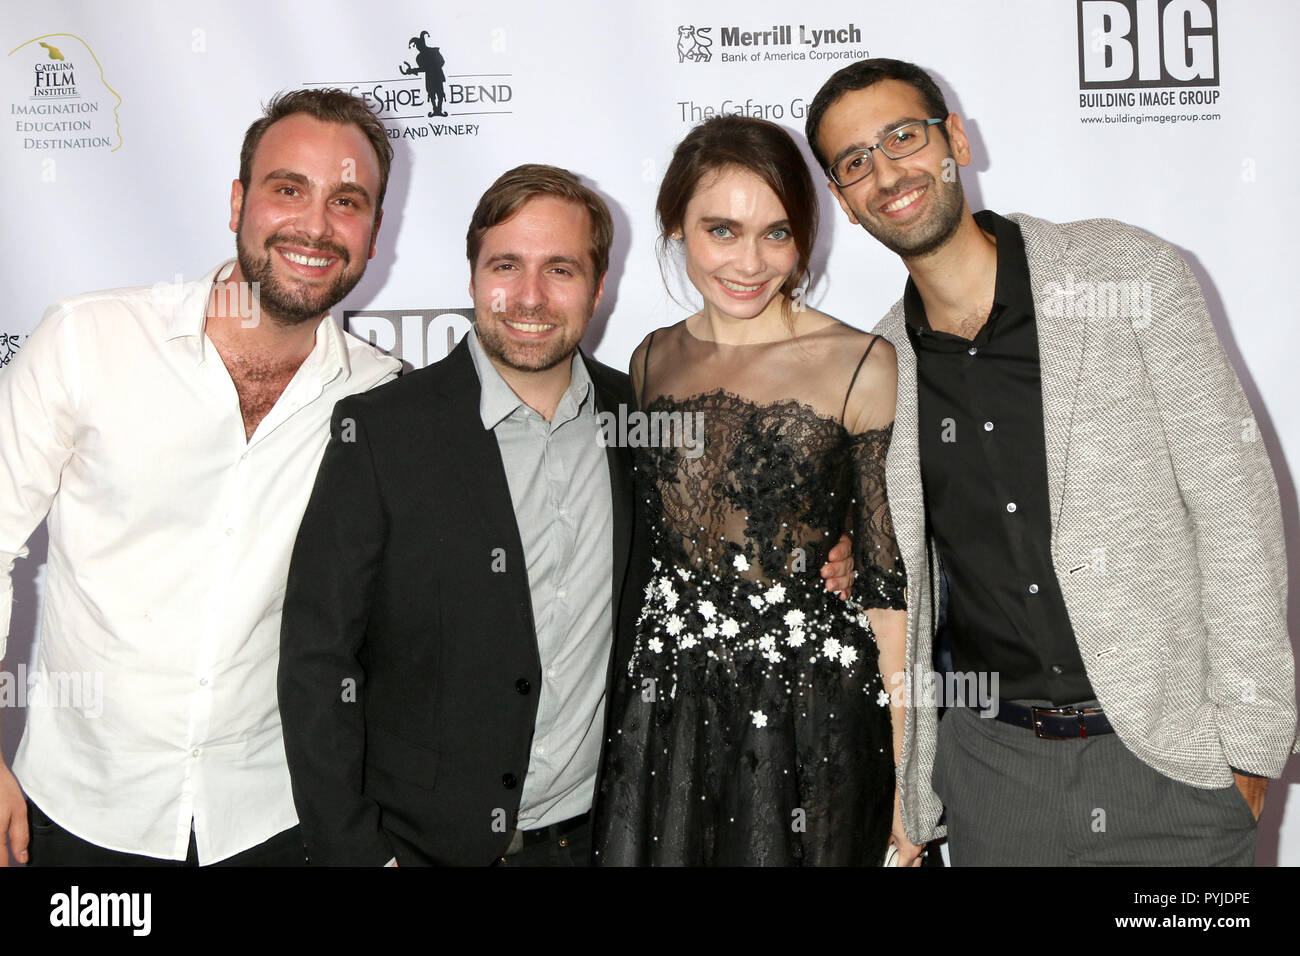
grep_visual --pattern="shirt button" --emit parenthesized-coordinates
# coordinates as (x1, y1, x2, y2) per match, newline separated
(502, 773, 518, 790)
(557, 588, 567, 600)
(1028, 583, 1040, 594)
(559, 507, 569, 518)
(967, 347, 978, 356)
(224, 528, 234, 536)
(191, 748, 200, 758)
(534, 744, 546, 757)
(983, 421, 994, 431)
(199, 678, 208, 686)
(1006, 502, 1017, 513)
(515, 678, 531, 695)
(1051, 664, 1064, 674)
(547, 666, 558, 679)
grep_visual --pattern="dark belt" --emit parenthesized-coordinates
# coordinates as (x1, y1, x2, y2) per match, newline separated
(991, 700, 1114, 739)
(504, 811, 590, 856)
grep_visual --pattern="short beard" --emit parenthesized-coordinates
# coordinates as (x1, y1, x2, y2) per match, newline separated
(235, 209, 363, 326)
(474, 306, 586, 374)
(861, 171, 965, 260)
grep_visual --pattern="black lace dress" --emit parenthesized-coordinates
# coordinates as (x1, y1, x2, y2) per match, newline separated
(593, 320, 907, 866)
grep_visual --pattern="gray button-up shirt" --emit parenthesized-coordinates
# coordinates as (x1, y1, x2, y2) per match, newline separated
(467, 330, 614, 829)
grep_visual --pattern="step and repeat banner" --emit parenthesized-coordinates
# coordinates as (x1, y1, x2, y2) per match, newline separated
(2, 1, 1298, 864)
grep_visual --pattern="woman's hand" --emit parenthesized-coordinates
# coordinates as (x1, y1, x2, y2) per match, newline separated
(889, 785, 926, 867)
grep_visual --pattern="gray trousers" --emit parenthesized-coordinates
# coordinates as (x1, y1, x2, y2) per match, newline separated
(932, 704, 1259, 866)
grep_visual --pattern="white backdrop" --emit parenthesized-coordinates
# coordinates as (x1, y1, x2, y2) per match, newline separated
(2, 0, 1298, 864)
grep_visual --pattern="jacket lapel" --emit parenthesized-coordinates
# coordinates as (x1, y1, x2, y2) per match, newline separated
(877, 306, 927, 607)
(437, 338, 539, 657)
(1010, 212, 1087, 535)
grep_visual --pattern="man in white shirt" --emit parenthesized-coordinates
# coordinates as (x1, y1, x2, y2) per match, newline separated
(0, 88, 400, 866)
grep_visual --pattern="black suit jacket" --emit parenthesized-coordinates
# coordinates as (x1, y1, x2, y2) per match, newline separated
(278, 337, 647, 865)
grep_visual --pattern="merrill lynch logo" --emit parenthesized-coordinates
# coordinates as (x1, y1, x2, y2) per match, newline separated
(1077, 0, 1218, 88)
(678, 22, 863, 63)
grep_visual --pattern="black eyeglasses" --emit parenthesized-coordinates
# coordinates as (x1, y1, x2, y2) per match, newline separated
(828, 118, 944, 188)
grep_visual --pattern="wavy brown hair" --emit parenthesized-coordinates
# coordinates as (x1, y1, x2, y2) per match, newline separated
(657, 115, 818, 324)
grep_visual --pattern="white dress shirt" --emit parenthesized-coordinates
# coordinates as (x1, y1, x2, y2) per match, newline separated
(0, 261, 399, 863)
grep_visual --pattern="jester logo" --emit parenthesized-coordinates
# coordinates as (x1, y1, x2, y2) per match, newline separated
(677, 25, 713, 63)
(399, 30, 447, 117)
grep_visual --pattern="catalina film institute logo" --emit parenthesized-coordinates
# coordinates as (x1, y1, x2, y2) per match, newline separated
(1076, 0, 1222, 125)
(675, 21, 867, 64)
(7, 33, 122, 151)
(308, 27, 513, 140)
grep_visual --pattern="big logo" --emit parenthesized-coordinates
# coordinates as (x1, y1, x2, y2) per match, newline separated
(345, 309, 473, 370)
(1077, 0, 1218, 89)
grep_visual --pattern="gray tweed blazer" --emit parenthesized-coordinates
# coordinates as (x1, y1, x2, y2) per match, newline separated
(875, 213, 1298, 844)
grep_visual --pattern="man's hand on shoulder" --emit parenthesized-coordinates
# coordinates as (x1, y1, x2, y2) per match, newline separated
(0, 762, 28, 866)
(821, 533, 854, 600)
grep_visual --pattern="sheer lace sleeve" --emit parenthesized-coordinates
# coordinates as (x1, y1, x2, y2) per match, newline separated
(843, 335, 906, 610)
(849, 428, 907, 609)
(629, 331, 655, 410)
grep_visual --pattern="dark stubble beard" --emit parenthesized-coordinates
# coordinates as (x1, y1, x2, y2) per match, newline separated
(235, 206, 365, 326)
(859, 169, 965, 260)
(474, 305, 589, 373)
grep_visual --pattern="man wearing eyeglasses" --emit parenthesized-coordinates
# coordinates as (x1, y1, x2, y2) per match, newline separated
(805, 57, 1295, 865)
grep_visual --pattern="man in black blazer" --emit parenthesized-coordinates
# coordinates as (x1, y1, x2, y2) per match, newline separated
(278, 164, 854, 866)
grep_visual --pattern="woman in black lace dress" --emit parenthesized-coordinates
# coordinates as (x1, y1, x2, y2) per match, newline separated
(593, 116, 917, 866)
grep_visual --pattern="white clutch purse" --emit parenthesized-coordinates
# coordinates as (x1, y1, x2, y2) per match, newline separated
(882, 843, 900, 867)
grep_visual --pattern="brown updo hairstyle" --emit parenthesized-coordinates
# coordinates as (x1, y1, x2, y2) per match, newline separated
(656, 115, 819, 324)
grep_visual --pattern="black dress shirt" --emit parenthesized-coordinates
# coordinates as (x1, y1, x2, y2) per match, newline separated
(905, 211, 1095, 705)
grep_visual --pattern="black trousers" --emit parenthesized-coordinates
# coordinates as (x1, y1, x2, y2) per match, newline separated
(492, 817, 593, 867)
(27, 800, 307, 866)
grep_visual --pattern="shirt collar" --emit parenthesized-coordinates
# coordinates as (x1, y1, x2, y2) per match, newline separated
(163, 259, 349, 385)
(466, 327, 592, 430)
(903, 210, 1033, 335)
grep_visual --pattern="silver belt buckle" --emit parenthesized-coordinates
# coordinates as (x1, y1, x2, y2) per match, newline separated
(1031, 705, 1074, 740)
